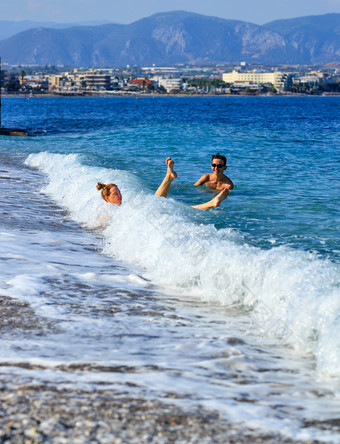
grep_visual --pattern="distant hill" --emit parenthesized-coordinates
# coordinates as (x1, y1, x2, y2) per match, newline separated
(0, 11, 339, 66)
(263, 13, 340, 35)
(0, 20, 113, 41)
(263, 13, 340, 64)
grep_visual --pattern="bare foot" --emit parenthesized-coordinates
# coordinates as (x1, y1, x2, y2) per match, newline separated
(212, 187, 229, 207)
(165, 157, 177, 180)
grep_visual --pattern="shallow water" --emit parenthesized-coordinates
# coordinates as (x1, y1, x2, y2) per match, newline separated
(0, 96, 339, 441)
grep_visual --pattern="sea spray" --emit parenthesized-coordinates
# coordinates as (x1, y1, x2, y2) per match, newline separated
(25, 152, 340, 376)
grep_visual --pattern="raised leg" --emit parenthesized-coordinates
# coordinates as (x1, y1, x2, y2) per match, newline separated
(155, 157, 177, 198)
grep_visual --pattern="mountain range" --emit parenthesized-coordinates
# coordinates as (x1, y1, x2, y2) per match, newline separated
(0, 20, 113, 41)
(0, 11, 339, 66)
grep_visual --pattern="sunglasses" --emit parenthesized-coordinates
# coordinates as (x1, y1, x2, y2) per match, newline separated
(211, 163, 225, 168)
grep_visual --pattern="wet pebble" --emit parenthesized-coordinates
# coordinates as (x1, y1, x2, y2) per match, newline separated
(0, 384, 321, 443)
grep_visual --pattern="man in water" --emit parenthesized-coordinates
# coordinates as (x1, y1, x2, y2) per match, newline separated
(155, 157, 229, 210)
(98, 157, 230, 211)
(194, 153, 234, 191)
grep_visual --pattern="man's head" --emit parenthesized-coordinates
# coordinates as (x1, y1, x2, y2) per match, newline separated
(211, 153, 227, 174)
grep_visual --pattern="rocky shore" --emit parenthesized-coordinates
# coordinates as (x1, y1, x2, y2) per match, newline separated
(0, 382, 323, 444)
(0, 277, 330, 443)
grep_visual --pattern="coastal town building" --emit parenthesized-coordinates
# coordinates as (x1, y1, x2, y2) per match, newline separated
(49, 74, 65, 90)
(82, 71, 112, 90)
(292, 71, 333, 86)
(141, 66, 178, 74)
(48, 69, 115, 91)
(222, 70, 293, 90)
(293, 75, 321, 86)
(128, 78, 154, 89)
(152, 77, 183, 93)
(231, 81, 262, 91)
(19, 74, 48, 91)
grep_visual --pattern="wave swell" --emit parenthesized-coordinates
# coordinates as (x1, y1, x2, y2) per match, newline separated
(25, 152, 340, 377)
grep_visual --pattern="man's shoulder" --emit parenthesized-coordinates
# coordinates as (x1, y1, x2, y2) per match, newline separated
(200, 173, 213, 182)
(223, 175, 233, 183)
(225, 176, 234, 189)
(194, 173, 211, 186)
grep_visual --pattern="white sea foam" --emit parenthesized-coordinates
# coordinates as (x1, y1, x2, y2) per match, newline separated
(25, 152, 340, 377)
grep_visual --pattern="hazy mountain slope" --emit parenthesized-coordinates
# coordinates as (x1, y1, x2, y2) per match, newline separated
(0, 20, 113, 41)
(263, 13, 340, 35)
(263, 13, 340, 64)
(0, 11, 338, 66)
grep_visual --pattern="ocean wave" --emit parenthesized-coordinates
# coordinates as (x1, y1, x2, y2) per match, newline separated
(25, 152, 340, 377)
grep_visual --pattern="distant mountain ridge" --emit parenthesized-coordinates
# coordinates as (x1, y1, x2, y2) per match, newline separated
(0, 11, 339, 66)
(0, 20, 113, 41)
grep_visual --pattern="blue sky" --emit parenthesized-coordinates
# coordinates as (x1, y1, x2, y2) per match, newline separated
(4, 0, 340, 24)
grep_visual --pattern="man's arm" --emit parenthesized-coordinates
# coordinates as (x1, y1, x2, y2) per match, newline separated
(194, 174, 210, 186)
(191, 188, 229, 211)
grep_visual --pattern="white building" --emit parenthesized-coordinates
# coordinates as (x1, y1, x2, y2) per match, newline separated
(222, 70, 292, 91)
(232, 81, 262, 90)
(153, 77, 183, 93)
(293, 74, 323, 85)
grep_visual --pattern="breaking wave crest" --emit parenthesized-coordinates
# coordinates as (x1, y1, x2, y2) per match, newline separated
(26, 152, 340, 377)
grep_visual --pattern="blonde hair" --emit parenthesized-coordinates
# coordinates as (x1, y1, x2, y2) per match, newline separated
(96, 182, 117, 200)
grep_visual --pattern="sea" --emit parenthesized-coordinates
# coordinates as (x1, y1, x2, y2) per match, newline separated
(0, 95, 339, 442)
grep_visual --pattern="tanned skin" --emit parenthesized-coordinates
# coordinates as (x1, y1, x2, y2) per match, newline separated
(155, 158, 230, 211)
(194, 157, 234, 191)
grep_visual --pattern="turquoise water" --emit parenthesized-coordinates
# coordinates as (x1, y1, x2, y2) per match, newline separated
(0, 96, 340, 441)
(3, 96, 339, 259)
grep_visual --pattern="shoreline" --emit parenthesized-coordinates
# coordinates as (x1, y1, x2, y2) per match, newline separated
(0, 381, 323, 443)
(2, 92, 340, 98)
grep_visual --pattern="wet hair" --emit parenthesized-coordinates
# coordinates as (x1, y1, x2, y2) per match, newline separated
(212, 153, 227, 166)
(96, 182, 118, 200)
